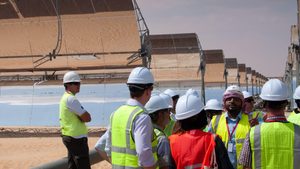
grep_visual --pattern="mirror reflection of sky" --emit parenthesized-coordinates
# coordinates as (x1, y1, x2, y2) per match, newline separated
(0, 83, 258, 127)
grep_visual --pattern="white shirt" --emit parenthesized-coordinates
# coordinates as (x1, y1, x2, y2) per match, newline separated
(66, 94, 86, 116)
(105, 98, 156, 167)
(65, 93, 87, 138)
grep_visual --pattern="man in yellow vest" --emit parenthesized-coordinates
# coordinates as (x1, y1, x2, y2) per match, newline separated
(145, 94, 172, 169)
(208, 85, 251, 169)
(242, 91, 265, 126)
(105, 67, 158, 169)
(59, 71, 92, 169)
(288, 85, 300, 125)
(239, 79, 300, 169)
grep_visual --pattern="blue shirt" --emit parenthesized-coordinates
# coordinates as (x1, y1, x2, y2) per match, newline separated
(225, 112, 242, 169)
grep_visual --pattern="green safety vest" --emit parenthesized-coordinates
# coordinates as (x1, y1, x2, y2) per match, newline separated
(59, 92, 88, 137)
(250, 122, 300, 169)
(111, 105, 158, 169)
(210, 113, 250, 169)
(288, 111, 300, 126)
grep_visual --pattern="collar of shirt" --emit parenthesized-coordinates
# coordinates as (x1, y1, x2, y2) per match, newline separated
(225, 111, 242, 121)
(126, 98, 148, 113)
(126, 98, 144, 107)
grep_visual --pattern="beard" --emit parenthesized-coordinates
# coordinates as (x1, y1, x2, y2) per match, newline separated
(226, 104, 242, 117)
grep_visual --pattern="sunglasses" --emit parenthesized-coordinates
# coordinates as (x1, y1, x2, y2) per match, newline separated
(245, 98, 254, 103)
(69, 82, 81, 86)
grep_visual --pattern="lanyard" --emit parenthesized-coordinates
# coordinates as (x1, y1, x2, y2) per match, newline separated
(226, 118, 240, 141)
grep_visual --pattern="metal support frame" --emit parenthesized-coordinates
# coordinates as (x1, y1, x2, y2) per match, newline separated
(196, 34, 206, 103)
(224, 69, 228, 89)
(132, 0, 151, 68)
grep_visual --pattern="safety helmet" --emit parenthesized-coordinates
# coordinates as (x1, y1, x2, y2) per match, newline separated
(242, 91, 252, 99)
(164, 89, 179, 98)
(294, 86, 300, 99)
(185, 88, 200, 97)
(175, 93, 205, 120)
(223, 85, 244, 102)
(260, 79, 289, 101)
(204, 99, 223, 111)
(63, 71, 81, 84)
(145, 95, 169, 114)
(127, 67, 154, 84)
(159, 93, 173, 108)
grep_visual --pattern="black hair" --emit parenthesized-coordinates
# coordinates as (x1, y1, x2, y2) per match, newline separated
(128, 83, 153, 98)
(295, 99, 300, 108)
(179, 109, 207, 131)
(263, 100, 288, 110)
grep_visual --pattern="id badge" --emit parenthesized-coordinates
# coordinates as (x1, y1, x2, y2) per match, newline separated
(228, 142, 233, 152)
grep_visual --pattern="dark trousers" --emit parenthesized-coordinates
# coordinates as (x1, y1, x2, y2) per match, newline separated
(62, 135, 91, 169)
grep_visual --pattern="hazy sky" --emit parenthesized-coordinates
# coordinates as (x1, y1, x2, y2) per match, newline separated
(137, 0, 297, 77)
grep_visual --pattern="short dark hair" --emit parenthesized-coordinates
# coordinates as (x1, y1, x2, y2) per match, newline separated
(178, 109, 207, 131)
(263, 100, 288, 110)
(128, 83, 153, 98)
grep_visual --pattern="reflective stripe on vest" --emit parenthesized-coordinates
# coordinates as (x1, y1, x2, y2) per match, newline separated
(250, 123, 300, 169)
(59, 92, 88, 137)
(184, 163, 202, 169)
(211, 113, 250, 169)
(111, 105, 158, 168)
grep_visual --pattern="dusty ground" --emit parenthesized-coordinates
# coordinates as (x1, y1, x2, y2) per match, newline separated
(0, 127, 111, 169)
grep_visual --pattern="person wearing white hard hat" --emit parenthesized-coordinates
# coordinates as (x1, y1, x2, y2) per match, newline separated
(204, 99, 223, 124)
(59, 71, 92, 169)
(161, 90, 179, 137)
(287, 85, 300, 125)
(209, 85, 250, 169)
(239, 79, 300, 169)
(105, 67, 158, 169)
(169, 93, 234, 169)
(145, 95, 172, 169)
(242, 91, 265, 127)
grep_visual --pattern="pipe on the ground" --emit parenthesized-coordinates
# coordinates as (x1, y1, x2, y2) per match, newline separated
(32, 149, 103, 169)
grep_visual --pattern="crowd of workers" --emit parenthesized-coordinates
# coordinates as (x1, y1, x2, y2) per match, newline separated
(59, 67, 300, 169)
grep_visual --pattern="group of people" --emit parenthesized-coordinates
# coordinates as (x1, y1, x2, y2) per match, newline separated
(59, 67, 300, 169)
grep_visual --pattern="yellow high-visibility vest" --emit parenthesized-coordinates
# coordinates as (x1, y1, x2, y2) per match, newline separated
(250, 122, 300, 169)
(111, 105, 158, 168)
(59, 92, 88, 137)
(210, 113, 250, 169)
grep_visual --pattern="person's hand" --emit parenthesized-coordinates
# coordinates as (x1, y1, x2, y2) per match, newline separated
(249, 118, 259, 127)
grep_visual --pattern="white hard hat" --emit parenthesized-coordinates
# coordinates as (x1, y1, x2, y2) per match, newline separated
(294, 86, 300, 99)
(63, 71, 81, 83)
(185, 88, 200, 97)
(127, 67, 154, 84)
(226, 85, 240, 92)
(260, 79, 289, 101)
(175, 93, 204, 120)
(164, 89, 179, 98)
(204, 99, 223, 111)
(159, 93, 173, 108)
(145, 95, 169, 114)
(242, 91, 252, 99)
